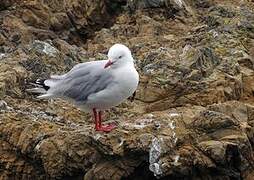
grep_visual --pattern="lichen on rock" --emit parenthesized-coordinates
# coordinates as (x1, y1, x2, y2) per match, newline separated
(1, 0, 254, 179)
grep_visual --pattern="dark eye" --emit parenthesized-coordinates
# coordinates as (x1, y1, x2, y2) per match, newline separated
(118, 55, 122, 59)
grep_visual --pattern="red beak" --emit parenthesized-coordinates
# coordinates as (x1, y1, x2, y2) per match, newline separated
(104, 60, 113, 69)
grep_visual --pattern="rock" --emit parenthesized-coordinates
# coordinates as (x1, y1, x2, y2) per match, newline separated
(0, 0, 123, 48)
(193, 0, 212, 9)
(0, 34, 6, 46)
(0, 100, 8, 110)
(0, 53, 6, 60)
(0, 62, 27, 98)
(3, 100, 254, 179)
(149, 137, 163, 177)
(127, 0, 189, 10)
(190, 47, 220, 77)
(1, 0, 254, 179)
(0, 0, 14, 10)
(127, 0, 165, 9)
(30, 40, 59, 57)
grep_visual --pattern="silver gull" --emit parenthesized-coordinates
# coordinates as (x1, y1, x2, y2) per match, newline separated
(27, 44, 139, 132)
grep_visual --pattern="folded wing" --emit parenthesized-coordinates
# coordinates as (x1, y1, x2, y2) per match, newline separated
(29, 60, 113, 103)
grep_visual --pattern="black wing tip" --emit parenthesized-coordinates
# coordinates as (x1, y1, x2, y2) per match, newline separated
(35, 79, 50, 91)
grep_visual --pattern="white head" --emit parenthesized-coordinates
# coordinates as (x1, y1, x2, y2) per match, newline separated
(104, 44, 134, 69)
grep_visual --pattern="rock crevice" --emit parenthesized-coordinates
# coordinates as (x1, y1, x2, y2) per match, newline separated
(1, 0, 254, 179)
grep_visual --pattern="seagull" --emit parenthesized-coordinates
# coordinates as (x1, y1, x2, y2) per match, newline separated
(27, 44, 139, 132)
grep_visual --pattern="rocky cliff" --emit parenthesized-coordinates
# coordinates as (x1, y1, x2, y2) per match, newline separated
(1, 0, 254, 179)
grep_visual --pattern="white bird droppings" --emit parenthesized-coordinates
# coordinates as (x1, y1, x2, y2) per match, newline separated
(149, 137, 163, 176)
(169, 112, 180, 118)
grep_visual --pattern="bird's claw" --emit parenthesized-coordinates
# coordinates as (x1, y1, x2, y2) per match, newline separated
(95, 124, 116, 132)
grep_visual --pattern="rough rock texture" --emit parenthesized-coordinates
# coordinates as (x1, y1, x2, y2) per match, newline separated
(1, 0, 254, 179)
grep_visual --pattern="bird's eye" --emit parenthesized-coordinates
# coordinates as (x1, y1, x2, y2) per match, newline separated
(118, 55, 122, 59)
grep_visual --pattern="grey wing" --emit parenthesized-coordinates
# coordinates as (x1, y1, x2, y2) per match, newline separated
(51, 60, 107, 80)
(58, 62, 113, 102)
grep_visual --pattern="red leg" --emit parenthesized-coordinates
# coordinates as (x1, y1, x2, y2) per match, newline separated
(95, 111, 116, 132)
(93, 108, 99, 130)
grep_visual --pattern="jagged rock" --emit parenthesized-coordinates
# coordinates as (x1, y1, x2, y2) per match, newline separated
(0, 100, 8, 110)
(3, 101, 254, 179)
(1, 0, 254, 180)
(0, 0, 123, 48)
(127, 0, 188, 10)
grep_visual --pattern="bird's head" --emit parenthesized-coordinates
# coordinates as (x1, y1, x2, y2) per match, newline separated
(104, 44, 133, 69)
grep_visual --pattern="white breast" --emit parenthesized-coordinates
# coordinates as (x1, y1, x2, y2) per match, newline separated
(85, 65, 139, 111)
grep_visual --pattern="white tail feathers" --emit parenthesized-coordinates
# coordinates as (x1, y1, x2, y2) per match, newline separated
(26, 87, 47, 94)
(27, 78, 61, 99)
(27, 79, 53, 99)
(37, 93, 54, 99)
(26, 87, 54, 99)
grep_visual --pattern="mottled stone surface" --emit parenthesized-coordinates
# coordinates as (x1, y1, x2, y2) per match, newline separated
(1, 0, 254, 179)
